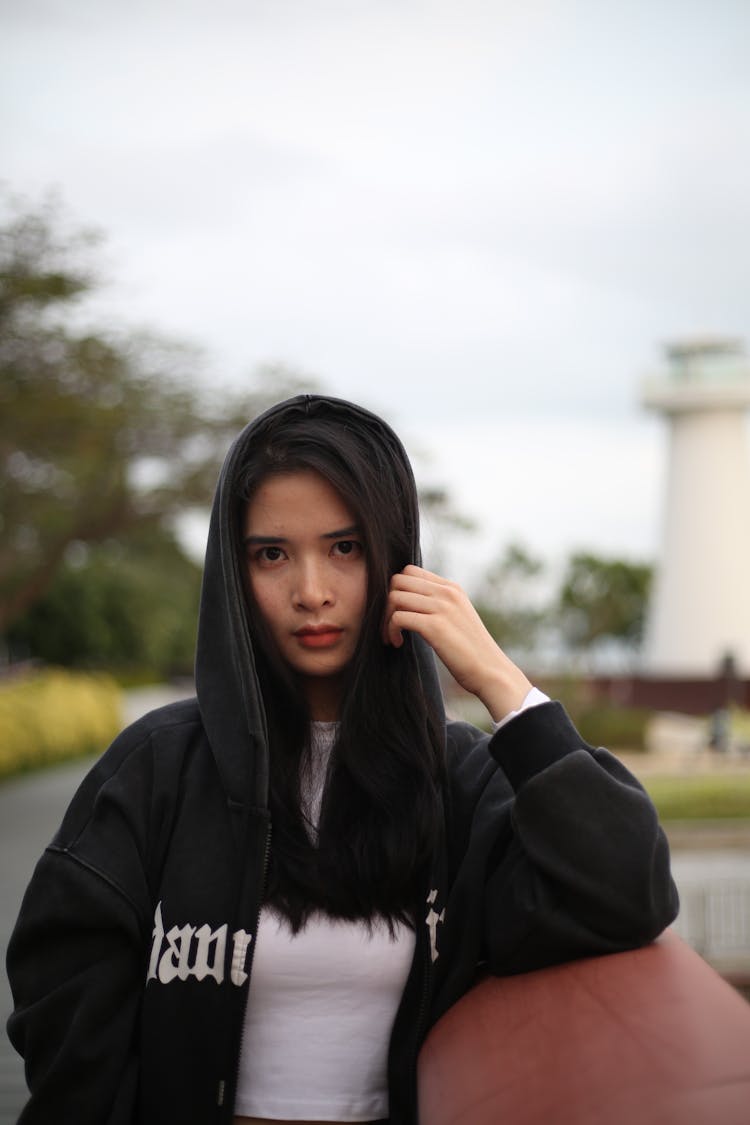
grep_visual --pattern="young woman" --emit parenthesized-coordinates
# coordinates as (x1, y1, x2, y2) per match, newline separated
(7, 394, 678, 1124)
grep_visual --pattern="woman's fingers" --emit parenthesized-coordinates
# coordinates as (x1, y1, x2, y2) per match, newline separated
(383, 566, 484, 664)
(388, 564, 454, 593)
(383, 564, 532, 720)
(384, 567, 456, 644)
(383, 566, 449, 646)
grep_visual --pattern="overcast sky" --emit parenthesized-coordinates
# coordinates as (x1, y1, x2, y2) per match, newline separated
(3, 0, 749, 587)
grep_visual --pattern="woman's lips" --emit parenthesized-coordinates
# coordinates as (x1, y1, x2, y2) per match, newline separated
(294, 627, 343, 649)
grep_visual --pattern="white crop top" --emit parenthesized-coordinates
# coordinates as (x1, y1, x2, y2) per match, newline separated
(234, 723, 416, 1120)
(235, 909, 415, 1119)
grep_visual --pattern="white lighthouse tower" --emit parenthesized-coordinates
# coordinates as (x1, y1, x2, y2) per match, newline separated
(642, 339, 750, 678)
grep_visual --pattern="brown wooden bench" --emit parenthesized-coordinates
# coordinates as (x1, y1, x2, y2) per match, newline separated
(418, 931, 750, 1124)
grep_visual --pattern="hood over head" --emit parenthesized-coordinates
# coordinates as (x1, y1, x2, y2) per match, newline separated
(195, 394, 445, 809)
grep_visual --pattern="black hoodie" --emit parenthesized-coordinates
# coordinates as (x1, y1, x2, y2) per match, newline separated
(7, 395, 678, 1123)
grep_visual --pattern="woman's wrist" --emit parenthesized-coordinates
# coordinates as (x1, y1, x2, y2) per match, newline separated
(491, 686, 551, 731)
(477, 666, 533, 725)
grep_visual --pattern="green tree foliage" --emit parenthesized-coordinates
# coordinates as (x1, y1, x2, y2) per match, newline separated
(557, 552, 653, 652)
(6, 528, 203, 675)
(474, 542, 547, 651)
(0, 195, 309, 637)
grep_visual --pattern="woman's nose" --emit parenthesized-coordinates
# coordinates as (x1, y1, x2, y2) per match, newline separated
(293, 560, 333, 609)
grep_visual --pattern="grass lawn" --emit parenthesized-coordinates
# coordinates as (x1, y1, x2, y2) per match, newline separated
(643, 773, 750, 820)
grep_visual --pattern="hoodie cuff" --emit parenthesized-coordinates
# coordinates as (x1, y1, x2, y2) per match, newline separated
(491, 686, 550, 731)
(488, 701, 593, 790)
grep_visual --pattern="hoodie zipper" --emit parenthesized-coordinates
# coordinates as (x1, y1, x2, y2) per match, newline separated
(407, 919, 433, 1121)
(406, 858, 446, 1121)
(217, 817, 272, 1118)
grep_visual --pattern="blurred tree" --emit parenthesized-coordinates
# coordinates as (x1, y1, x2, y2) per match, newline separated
(418, 486, 474, 535)
(557, 552, 653, 652)
(418, 484, 475, 574)
(5, 528, 202, 675)
(474, 542, 547, 651)
(0, 194, 310, 636)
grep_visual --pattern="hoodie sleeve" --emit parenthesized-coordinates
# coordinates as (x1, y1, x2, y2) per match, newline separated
(6, 736, 157, 1123)
(7, 851, 145, 1123)
(447, 702, 679, 977)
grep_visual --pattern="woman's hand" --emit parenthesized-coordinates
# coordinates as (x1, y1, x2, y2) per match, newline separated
(384, 565, 532, 722)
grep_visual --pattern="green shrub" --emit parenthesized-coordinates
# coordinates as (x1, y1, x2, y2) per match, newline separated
(574, 705, 652, 750)
(0, 668, 122, 780)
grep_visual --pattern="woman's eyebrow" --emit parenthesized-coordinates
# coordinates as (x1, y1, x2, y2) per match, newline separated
(243, 525, 360, 546)
(322, 524, 360, 540)
(243, 534, 287, 545)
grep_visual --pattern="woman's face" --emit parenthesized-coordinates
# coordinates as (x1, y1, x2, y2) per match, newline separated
(242, 469, 369, 720)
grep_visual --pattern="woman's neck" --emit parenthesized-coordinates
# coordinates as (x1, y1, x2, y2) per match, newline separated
(302, 674, 344, 722)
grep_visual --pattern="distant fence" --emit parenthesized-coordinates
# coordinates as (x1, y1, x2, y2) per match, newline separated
(586, 673, 750, 716)
(673, 879, 750, 981)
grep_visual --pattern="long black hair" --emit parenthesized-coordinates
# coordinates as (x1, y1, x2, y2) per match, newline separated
(233, 397, 446, 931)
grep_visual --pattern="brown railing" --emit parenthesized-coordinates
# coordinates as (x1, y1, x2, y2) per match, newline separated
(418, 931, 750, 1124)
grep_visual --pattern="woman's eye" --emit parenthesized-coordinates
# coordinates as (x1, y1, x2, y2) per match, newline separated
(256, 546, 285, 564)
(332, 540, 361, 558)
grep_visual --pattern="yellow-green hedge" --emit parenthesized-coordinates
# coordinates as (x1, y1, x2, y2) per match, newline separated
(0, 668, 122, 780)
